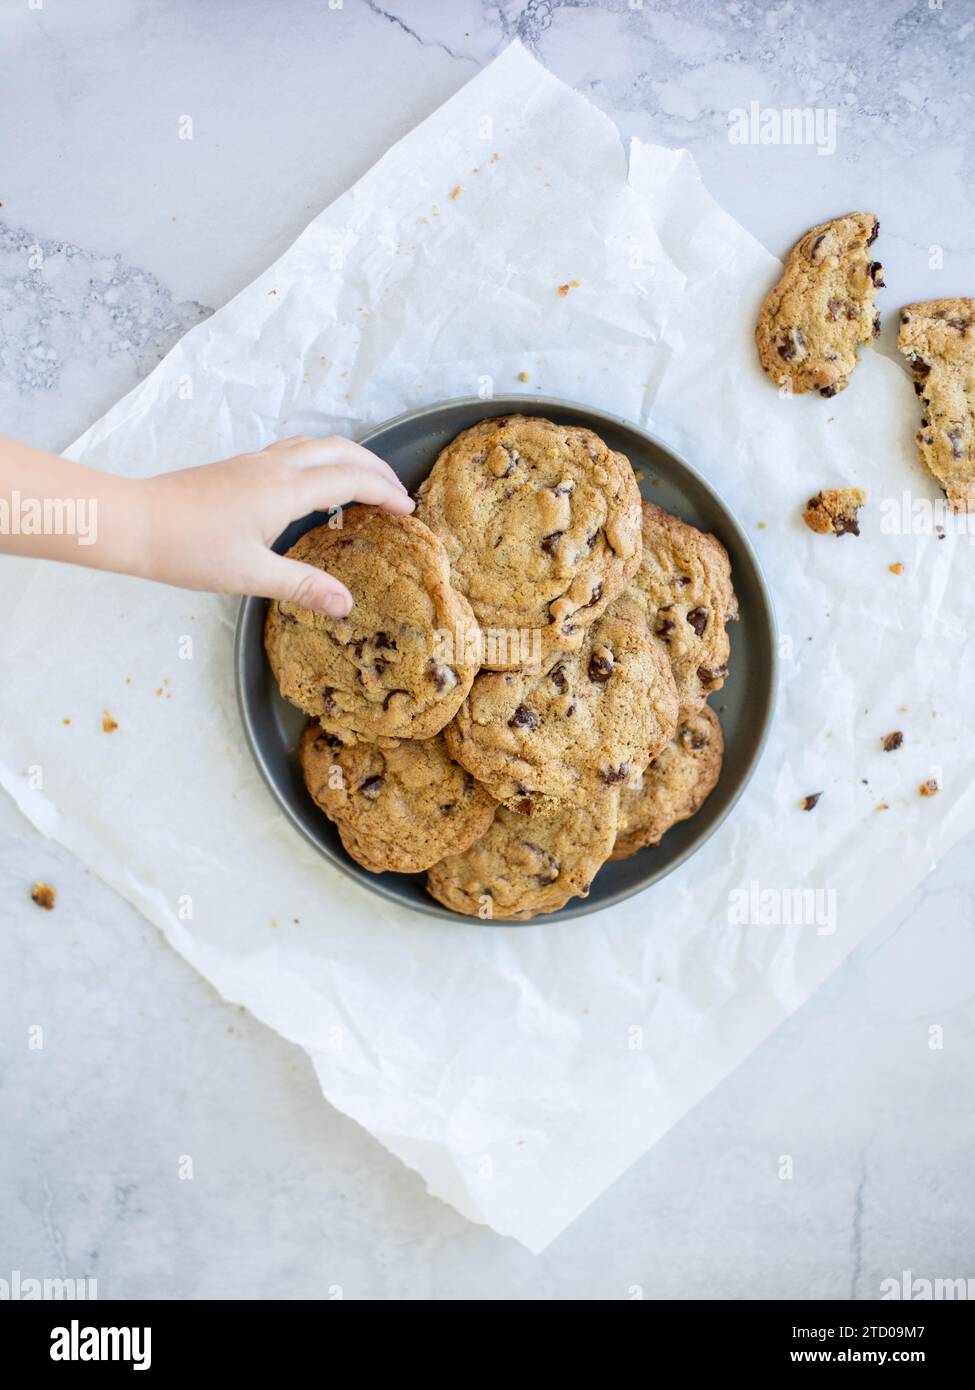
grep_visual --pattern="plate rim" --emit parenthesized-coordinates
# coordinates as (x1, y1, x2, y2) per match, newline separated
(234, 394, 779, 925)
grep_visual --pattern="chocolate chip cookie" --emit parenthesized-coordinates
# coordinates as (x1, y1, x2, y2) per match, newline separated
(756, 212, 882, 396)
(802, 487, 866, 536)
(299, 723, 496, 874)
(898, 299, 975, 510)
(415, 415, 642, 670)
(611, 705, 723, 860)
(608, 501, 737, 715)
(443, 610, 678, 817)
(265, 507, 481, 740)
(426, 795, 619, 920)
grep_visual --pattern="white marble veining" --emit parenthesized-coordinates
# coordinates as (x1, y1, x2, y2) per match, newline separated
(2, 0, 974, 1298)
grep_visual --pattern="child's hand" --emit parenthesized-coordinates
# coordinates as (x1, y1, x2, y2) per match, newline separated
(144, 436, 414, 615)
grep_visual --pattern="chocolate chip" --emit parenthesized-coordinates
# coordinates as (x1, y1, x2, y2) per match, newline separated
(811, 232, 826, 255)
(322, 688, 336, 713)
(834, 513, 860, 537)
(508, 703, 537, 729)
(439, 803, 455, 815)
(550, 665, 568, 693)
(866, 218, 879, 246)
(541, 531, 563, 556)
(656, 617, 675, 638)
(947, 318, 970, 331)
(687, 607, 708, 637)
(358, 775, 385, 797)
(532, 850, 560, 885)
(882, 730, 904, 752)
(588, 652, 614, 683)
(676, 575, 691, 587)
(352, 639, 365, 659)
(820, 385, 838, 399)
(678, 725, 708, 751)
(948, 430, 964, 460)
(913, 380, 925, 396)
(778, 327, 807, 361)
(827, 298, 844, 321)
(430, 664, 457, 691)
(514, 798, 533, 815)
(800, 792, 822, 811)
(463, 772, 475, 796)
(911, 356, 931, 376)
(374, 631, 396, 650)
(873, 312, 881, 336)
(868, 261, 884, 287)
(382, 688, 406, 709)
(600, 763, 629, 785)
(588, 582, 603, 607)
(697, 663, 728, 687)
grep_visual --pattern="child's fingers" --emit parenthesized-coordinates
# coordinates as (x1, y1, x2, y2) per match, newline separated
(275, 436, 408, 492)
(296, 464, 415, 516)
(252, 551, 354, 616)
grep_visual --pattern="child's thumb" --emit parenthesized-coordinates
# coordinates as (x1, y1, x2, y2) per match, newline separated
(257, 553, 353, 617)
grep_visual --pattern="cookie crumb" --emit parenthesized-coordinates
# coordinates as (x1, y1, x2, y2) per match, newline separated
(800, 792, 822, 811)
(882, 730, 904, 752)
(919, 779, 940, 797)
(875, 802, 889, 812)
(757, 520, 767, 529)
(62, 718, 70, 725)
(888, 562, 904, 574)
(517, 371, 529, 382)
(31, 882, 56, 910)
(449, 185, 461, 200)
(803, 488, 866, 537)
(102, 711, 118, 733)
(556, 279, 580, 297)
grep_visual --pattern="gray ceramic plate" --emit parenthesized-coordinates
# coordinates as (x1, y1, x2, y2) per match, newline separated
(235, 396, 777, 923)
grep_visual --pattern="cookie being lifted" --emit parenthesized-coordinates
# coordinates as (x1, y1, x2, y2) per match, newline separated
(427, 796, 620, 921)
(756, 212, 883, 397)
(444, 610, 678, 818)
(611, 705, 723, 861)
(415, 415, 642, 670)
(898, 298, 975, 511)
(299, 724, 496, 874)
(264, 507, 480, 741)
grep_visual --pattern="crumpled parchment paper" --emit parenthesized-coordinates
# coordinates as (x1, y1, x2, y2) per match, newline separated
(2, 43, 971, 1253)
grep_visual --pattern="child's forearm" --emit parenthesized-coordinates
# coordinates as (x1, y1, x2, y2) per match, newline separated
(0, 435, 151, 577)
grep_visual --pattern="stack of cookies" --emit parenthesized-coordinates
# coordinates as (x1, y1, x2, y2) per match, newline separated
(264, 415, 738, 920)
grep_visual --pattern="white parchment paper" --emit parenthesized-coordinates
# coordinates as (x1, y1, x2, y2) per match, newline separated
(3, 43, 972, 1252)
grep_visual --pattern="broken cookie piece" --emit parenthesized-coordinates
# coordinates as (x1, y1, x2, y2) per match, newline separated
(802, 487, 866, 537)
(756, 212, 882, 396)
(30, 882, 56, 910)
(898, 298, 975, 511)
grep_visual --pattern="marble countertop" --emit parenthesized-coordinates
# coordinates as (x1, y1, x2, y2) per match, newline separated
(3, 0, 974, 1299)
